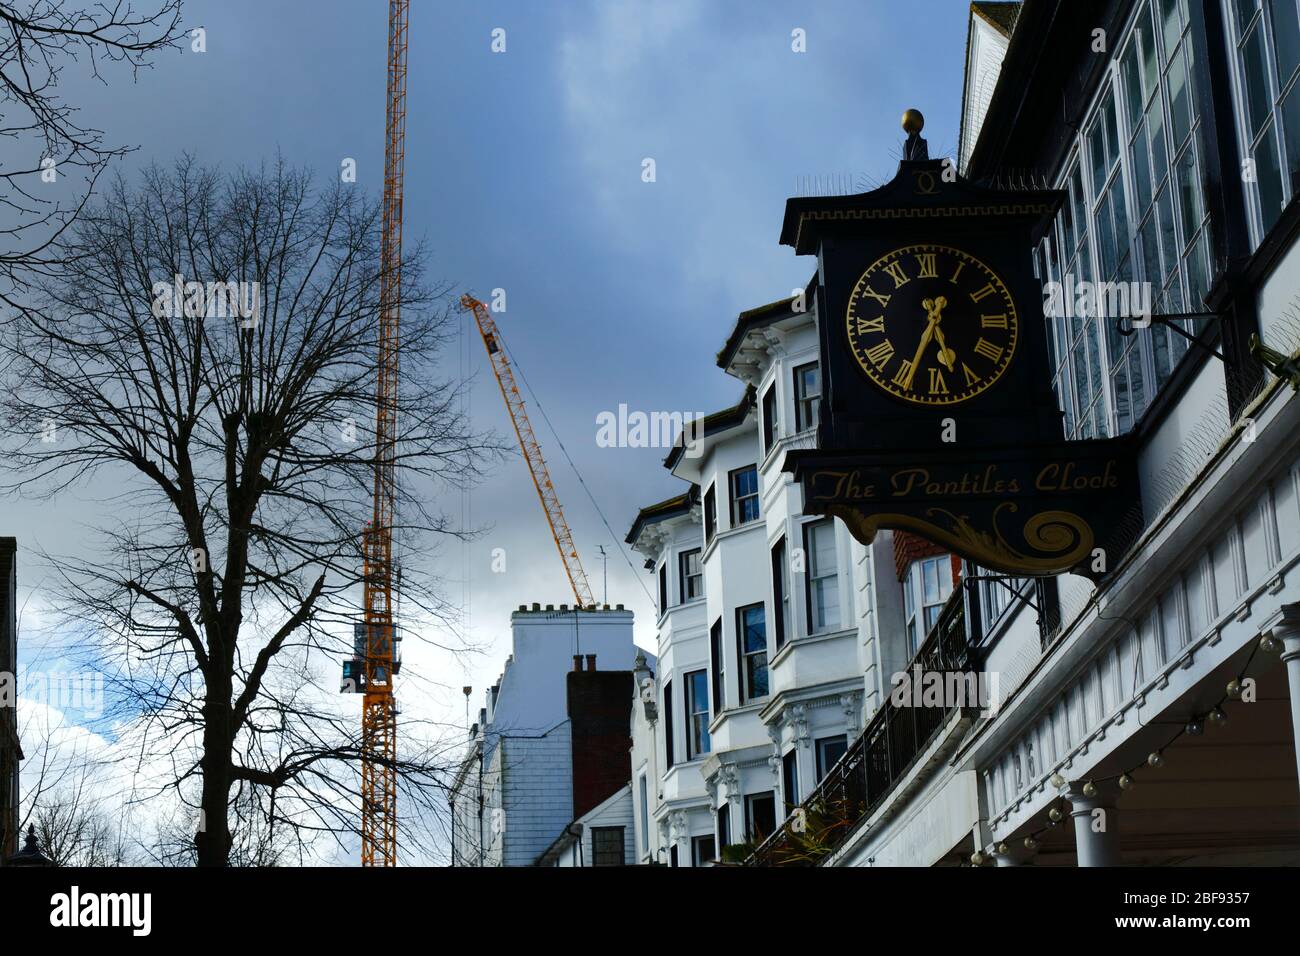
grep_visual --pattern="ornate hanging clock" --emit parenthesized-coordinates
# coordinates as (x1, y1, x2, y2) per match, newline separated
(844, 243, 1018, 406)
(776, 111, 1142, 581)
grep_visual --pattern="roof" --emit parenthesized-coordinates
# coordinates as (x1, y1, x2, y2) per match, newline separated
(625, 487, 698, 545)
(714, 277, 816, 371)
(971, 1, 1020, 37)
(662, 386, 757, 471)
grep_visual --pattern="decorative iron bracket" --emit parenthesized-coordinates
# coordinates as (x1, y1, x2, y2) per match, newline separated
(962, 574, 1039, 614)
(1113, 311, 1224, 361)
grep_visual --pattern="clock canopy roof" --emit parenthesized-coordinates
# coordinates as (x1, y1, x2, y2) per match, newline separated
(779, 158, 1062, 256)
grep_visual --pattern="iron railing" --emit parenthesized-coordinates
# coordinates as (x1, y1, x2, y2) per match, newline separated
(745, 589, 975, 866)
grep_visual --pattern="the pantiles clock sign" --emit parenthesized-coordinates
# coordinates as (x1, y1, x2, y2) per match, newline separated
(782, 112, 1140, 581)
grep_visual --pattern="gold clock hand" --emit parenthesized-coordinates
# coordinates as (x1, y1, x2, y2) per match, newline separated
(904, 308, 938, 390)
(933, 325, 957, 372)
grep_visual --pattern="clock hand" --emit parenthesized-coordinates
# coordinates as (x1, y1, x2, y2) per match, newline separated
(904, 307, 938, 391)
(933, 325, 957, 372)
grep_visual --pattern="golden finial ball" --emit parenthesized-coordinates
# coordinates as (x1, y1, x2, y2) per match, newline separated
(902, 109, 925, 134)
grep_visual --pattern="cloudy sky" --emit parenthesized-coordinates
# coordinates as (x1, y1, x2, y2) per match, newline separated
(3, 0, 970, 860)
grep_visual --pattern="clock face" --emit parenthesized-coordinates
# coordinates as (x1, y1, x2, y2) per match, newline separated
(845, 243, 1018, 406)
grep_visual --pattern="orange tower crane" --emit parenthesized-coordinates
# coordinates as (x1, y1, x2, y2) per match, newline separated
(460, 295, 595, 609)
(344, 0, 408, 868)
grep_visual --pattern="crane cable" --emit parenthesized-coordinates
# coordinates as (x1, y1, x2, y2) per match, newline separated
(492, 331, 658, 613)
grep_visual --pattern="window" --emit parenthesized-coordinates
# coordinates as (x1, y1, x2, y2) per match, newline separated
(904, 556, 954, 656)
(663, 680, 675, 770)
(639, 774, 649, 853)
(815, 735, 849, 782)
(804, 519, 841, 633)
(771, 535, 790, 648)
(736, 603, 768, 702)
(1226, 0, 1300, 247)
(782, 749, 799, 811)
(729, 465, 760, 526)
(691, 834, 716, 867)
(658, 562, 668, 615)
(710, 618, 725, 714)
(679, 548, 702, 601)
(793, 362, 820, 432)
(717, 803, 731, 852)
(761, 383, 778, 454)
(1037, 0, 1212, 439)
(669, 844, 678, 867)
(744, 792, 777, 842)
(704, 484, 717, 542)
(974, 565, 1028, 631)
(685, 669, 711, 759)
(591, 826, 625, 866)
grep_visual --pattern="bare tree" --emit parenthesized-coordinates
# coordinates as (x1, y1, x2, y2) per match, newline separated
(1, 158, 497, 865)
(0, 0, 185, 306)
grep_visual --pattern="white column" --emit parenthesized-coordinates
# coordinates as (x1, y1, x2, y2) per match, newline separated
(1066, 782, 1121, 867)
(1266, 604, 1300, 788)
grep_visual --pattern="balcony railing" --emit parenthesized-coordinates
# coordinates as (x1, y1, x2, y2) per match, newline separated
(744, 590, 976, 867)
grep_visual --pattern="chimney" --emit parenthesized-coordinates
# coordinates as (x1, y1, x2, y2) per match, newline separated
(585, 654, 597, 672)
(573, 654, 583, 672)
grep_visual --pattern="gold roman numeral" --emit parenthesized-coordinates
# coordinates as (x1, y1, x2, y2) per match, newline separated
(963, 363, 980, 387)
(928, 367, 948, 395)
(973, 337, 1003, 363)
(855, 315, 885, 336)
(971, 282, 997, 303)
(916, 253, 937, 278)
(892, 359, 914, 389)
(865, 339, 895, 369)
(860, 285, 891, 308)
(981, 313, 1009, 329)
(950, 261, 966, 284)
(883, 261, 910, 288)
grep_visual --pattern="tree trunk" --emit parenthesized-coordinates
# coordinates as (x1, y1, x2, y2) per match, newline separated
(196, 687, 234, 867)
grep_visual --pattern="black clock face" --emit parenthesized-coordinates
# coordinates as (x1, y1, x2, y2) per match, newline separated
(844, 243, 1018, 406)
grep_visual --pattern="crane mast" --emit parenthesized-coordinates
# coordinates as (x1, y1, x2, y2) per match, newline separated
(461, 295, 595, 609)
(356, 0, 408, 868)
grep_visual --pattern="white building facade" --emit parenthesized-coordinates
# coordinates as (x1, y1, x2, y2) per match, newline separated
(627, 0, 1300, 869)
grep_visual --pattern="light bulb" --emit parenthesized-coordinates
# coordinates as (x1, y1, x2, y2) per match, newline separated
(1148, 751, 1164, 768)
(1208, 707, 1227, 726)
(1227, 678, 1242, 699)
(1260, 634, 1280, 654)
(970, 851, 985, 866)
(1082, 780, 1098, 798)
(1024, 835, 1038, 850)
(996, 842, 1009, 855)
(1118, 773, 1133, 790)
(1185, 718, 1204, 736)
(1048, 806, 1063, 822)
(1049, 772, 1067, 788)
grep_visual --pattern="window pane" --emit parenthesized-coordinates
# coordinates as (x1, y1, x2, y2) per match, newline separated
(1146, 94, 1169, 181)
(1132, 122, 1154, 211)
(1122, 42, 1146, 131)
(1167, 50, 1193, 149)
(923, 559, 940, 603)
(1160, 0, 1183, 61)
(1175, 148, 1203, 249)
(1283, 79, 1300, 188)
(1242, 21, 1275, 138)
(1256, 122, 1287, 234)
(1089, 115, 1108, 197)
(1271, 0, 1300, 86)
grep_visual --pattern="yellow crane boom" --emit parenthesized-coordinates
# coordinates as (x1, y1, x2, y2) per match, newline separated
(346, 0, 408, 869)
(461, 295, 595, 609)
